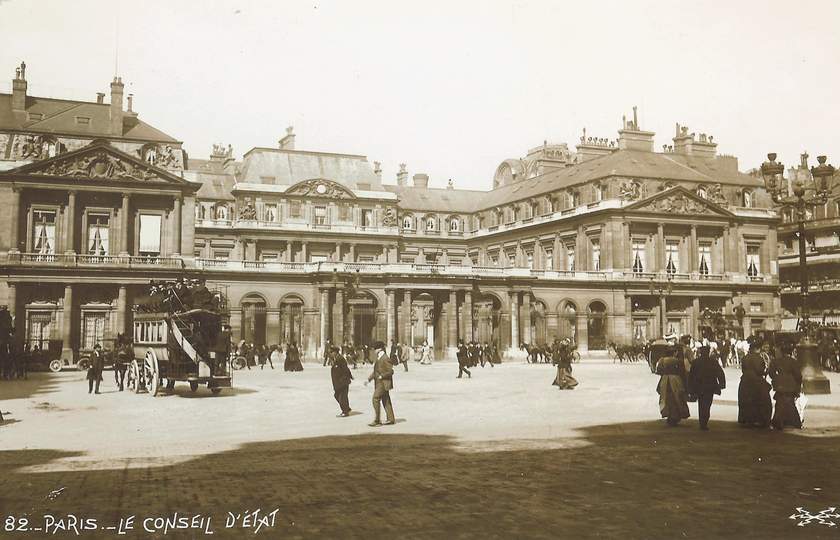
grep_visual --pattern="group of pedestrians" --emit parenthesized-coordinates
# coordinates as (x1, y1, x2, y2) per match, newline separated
(237, 341, 303, 372)
(329, 341, 397, 426)
(455, 340, 501, 378)
(655, 335, 805, 430)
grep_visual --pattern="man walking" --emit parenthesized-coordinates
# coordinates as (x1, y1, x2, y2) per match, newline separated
(331, 350, 353, 417)
(365, 341, 395, 426)
(87, 343, 105, 394)
(399, 341, 411, 372)
(456, 339, 471, 379)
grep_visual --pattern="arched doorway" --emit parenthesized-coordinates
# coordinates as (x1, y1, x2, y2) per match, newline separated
(349, 291, 377, 347)
(278, 296, 303, 346)
(531, 300, 547, 345)
(559, 301, 577, 343)
(587, 301, 607, 350)
(410, 293, 436, 347)
(241, 294, 267, 345)
(474, 294, 501, 346)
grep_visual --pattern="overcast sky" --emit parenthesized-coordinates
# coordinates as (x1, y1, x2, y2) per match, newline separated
(1, 0, 838, 190)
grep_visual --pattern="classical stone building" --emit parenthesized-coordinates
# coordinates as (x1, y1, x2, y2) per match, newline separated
(0, 63, 781, 362)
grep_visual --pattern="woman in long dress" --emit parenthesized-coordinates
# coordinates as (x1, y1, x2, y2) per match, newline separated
(656, 347, 690, 426)
(420, 341, 432, 365)
(737, 338, 772, 428)
(552, 347, 578, 390)
(284, 342, 304, 372)
(768, 342, 803, 430)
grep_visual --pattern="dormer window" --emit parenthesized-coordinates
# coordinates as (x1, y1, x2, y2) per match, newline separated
(570, 191, 581, 207)
(28, 112, 44, 121)
(449, 217, 460, 232)
(75, 116, 91, 125)
(594, 184, 604, 202)
(403, 216, 413, 230)
(426, 216, 436, 231)
(742, 190, 753, 208)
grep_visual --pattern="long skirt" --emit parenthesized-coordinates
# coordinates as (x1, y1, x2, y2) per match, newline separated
(657, 374, 690, 422)
(737, 375, 772, 427)
(772, 392, 802, 429)
(552, 366, 578, 389)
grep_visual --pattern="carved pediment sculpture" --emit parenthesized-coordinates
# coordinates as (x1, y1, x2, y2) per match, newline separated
(638, 193, 717, 215)
(708, 182, 727, 205)
(238, 203, 258, 221)
(286, 179, 355, 199)
(382, 207, 397, 227)
(619, 179, 642, 201)
(39, 151, 159, 181)
(12, 134, 63, 160)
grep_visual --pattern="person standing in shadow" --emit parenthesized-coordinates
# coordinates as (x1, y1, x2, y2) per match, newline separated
(688, 345, 726, 430)
(365, 341, 395, 426)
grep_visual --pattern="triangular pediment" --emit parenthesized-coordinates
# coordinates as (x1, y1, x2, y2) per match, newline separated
(4, 140, 188, 185)
(625, 186, 735, 217)
(285, 178, 356, 199)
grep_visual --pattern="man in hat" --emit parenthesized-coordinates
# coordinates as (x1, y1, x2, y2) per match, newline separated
(365, 341, 395, 426)
(87, 343, 105, 394)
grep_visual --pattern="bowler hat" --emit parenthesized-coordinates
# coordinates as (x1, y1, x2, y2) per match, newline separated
(372, 341, 386, 352)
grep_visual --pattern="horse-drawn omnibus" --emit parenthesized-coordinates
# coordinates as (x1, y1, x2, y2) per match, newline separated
(127, 280, 232, 396)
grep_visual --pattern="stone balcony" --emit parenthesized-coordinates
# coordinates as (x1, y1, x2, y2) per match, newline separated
(195, 218, 401, 236)
(3, 253, 185, 268)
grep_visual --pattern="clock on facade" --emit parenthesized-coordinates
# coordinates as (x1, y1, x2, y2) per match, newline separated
(316, 183, 327, 194)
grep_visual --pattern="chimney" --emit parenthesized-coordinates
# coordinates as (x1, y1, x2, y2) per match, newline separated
(396, 163, 408, 186)
(412, 173, 429, 188)
(11, 61, 27, 111)
(96, 92, 105, 104)
(126, 94, 133, 113)
(278, 126, 295, 150)
(672, 123, 717, 158)
(110, 76, 124, 136)
(575, 127, 617, 162)
(617, 106, 655, 152)
(373, 161, 382, 180)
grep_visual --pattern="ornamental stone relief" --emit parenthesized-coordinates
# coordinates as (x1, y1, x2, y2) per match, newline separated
(39, 151, 159, 182)
(639, 193, 716, 215)
(286, 179, 354, 199)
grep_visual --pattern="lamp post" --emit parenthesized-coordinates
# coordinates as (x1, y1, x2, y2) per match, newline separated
(650, 274, 674, 338)
(760, 153, 835, 394)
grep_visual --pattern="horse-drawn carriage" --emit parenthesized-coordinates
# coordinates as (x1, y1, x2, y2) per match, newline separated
(126, 279, 232, 396)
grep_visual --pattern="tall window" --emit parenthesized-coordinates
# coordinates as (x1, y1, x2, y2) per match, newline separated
(87, 213, 110, 257)
(82, 312, 106, 350)
(746, 245, 761, 277)
(139, 214, 162, 257)
(665, 241, 679, 274)
(338, 204, 350, 221)
(449, 217, 460, 232)
(591, 240, 601, 271)
(426, 216, 436, 231)
(698, 243, 712, 275)
(314, 206, 327, 225)
(507, 252, 516, 266)
(264, 203, 278, 222)
(566, 245, 576, 271)
(570, 191, 581, 207)
(28, 311, 53, 350)
(214, 204, 228, 220)
(362, 209, 374, 227)
(32, 210, 56, 258)
(632, 240, 645, 274)
(403, 216, 413, 230)
(594, 184, 604, 202)
(490, 254, 499, 266)
(545, 249, 554, 270)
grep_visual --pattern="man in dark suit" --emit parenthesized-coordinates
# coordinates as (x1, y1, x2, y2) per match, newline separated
(331, 351, 353, 417)
(87, 343, 105, 394)
(456, 340, 471, 379)
(365, 341, 395, 426)
(688, 345, 726, 430)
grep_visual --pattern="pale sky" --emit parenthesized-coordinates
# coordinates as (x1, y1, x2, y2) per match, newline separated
(1, 0, 838, 190)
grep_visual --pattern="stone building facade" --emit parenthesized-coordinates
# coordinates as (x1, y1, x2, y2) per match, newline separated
(0, 63, 781, 362)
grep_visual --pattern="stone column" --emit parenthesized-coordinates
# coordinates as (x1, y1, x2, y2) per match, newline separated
(721, 226, 729, 273)
(522, 292, 531, 344)
(659, 295, 667, 337)
(657, 222, 665, 272)
(402, 289, 412, 344)
(349, 243, 356, 263)
(181, 195, 195, 257)
(171, 196, 182, 257)
(9, 187, 21, 253)
(319, 288, 329, 354)
(692, 297, 700, 337)
(603, 223, 613, 270)
(553, 234, 561, 270)
(448, 289, 458, 355)
(7, 282, 18, 345)
(61, 284, 73, 361)
(335, 287, 345, 345)
(116, 286, 127, 337)
(577, 225, 586, 270)
(625, 295, 633, 343)
(65, 191, 77, 254)
(120, 194, 130, 256)
(301, 241, 308, 263)
(689, 224, 698, 273)
(334, 242, 342, 262)
(463, 290, 473, 342)
(386, 289, 395, 345)
(509, 290, 519, 350)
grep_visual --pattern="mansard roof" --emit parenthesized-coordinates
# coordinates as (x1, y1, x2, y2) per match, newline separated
(236, 147, 381, 189)
(0, 93, 180, 143)
(384, 184, 485, 213)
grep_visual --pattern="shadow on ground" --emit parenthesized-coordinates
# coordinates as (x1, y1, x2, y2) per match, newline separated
(0, 373, 64, 400)
(1, 420, 839, 539)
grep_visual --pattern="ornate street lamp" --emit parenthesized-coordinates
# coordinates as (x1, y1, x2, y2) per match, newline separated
(649, 274, 674, 338)
(760, 153, 835, 394)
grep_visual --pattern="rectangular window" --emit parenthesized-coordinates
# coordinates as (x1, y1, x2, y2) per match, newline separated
(508, 252, 516, 266)
(314, 206, 327, 225)
(358, 255, 374, 263)
(746, 245, 761, 277)
(194, 250, 203, 258)
(263, 203, 278, 222)
(566, 245, 575, 271)
(490, 255, 499, 266)
(632, 240, 645, 274)
(665, 241, 679, 274)
(310, 254, 328, 263)
(32, 209, 57, 257)
(87, 213, 110, 257)
(544, 249, 553, 270)
(261, 253, 278, 262)
(750, 302, 763, 313)
(591, 240, 601, 271)
(82, 312, 106, 350)
(290, 200, 302, 218)
(338, 205, 350, 221)
(28, 311, 53, 350)
(699, 243, 712, 275)
(75, 116, 91, 125)
(526, 251, 534, 269)
(139, 214, 162, 257)
(213, 250, 229, 260)
(362, 209, 374, 227)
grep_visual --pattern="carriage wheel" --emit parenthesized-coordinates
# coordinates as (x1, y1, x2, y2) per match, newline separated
(210, 387, 222, 395)
(126, 360, 139, 393)
(232, 356, 247, 370)
(189, 381, 199, 392)
(49, 359, 63, 373)
(144, 350, 160, 397)
(130, 359, 143, 393)
(77, 358, 91, 372)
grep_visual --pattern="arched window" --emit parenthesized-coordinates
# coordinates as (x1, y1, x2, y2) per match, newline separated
(449, 217, 460, 231)
(742, 190, 753, 208)
(403, 216, 414, 230)
(215, 204, 228, 220)
(594, 183, 604, 202)
(426, 216, 436, 231)
(569, 190, 581, 207)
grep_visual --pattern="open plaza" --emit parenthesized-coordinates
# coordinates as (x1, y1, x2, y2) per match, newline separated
(2, 359, 840, 539)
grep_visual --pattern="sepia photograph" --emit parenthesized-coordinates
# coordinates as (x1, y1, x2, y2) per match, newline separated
(1, 0, 839, 538)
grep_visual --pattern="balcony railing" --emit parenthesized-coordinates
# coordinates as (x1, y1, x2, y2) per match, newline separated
(4, 252, 184, 269)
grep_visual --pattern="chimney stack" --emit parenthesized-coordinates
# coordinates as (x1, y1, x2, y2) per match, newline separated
(396, 163, 408, 186)
(412, 173, 429, 188)
(110, 76, 124, 135)
(278, 126, 296, 150)
(617, 105, 655, 152)
(126, 93, 133, 113)
(672, 123, 717, 158)
(11, 61, 27, 111)
(373, 161, 382, 180)
(96, 92, 105, 104)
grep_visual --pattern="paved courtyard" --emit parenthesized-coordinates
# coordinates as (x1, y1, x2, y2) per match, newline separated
(1, 359, 840, 539)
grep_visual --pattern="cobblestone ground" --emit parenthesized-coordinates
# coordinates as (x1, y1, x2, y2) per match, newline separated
(1, 360, 840, 539)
